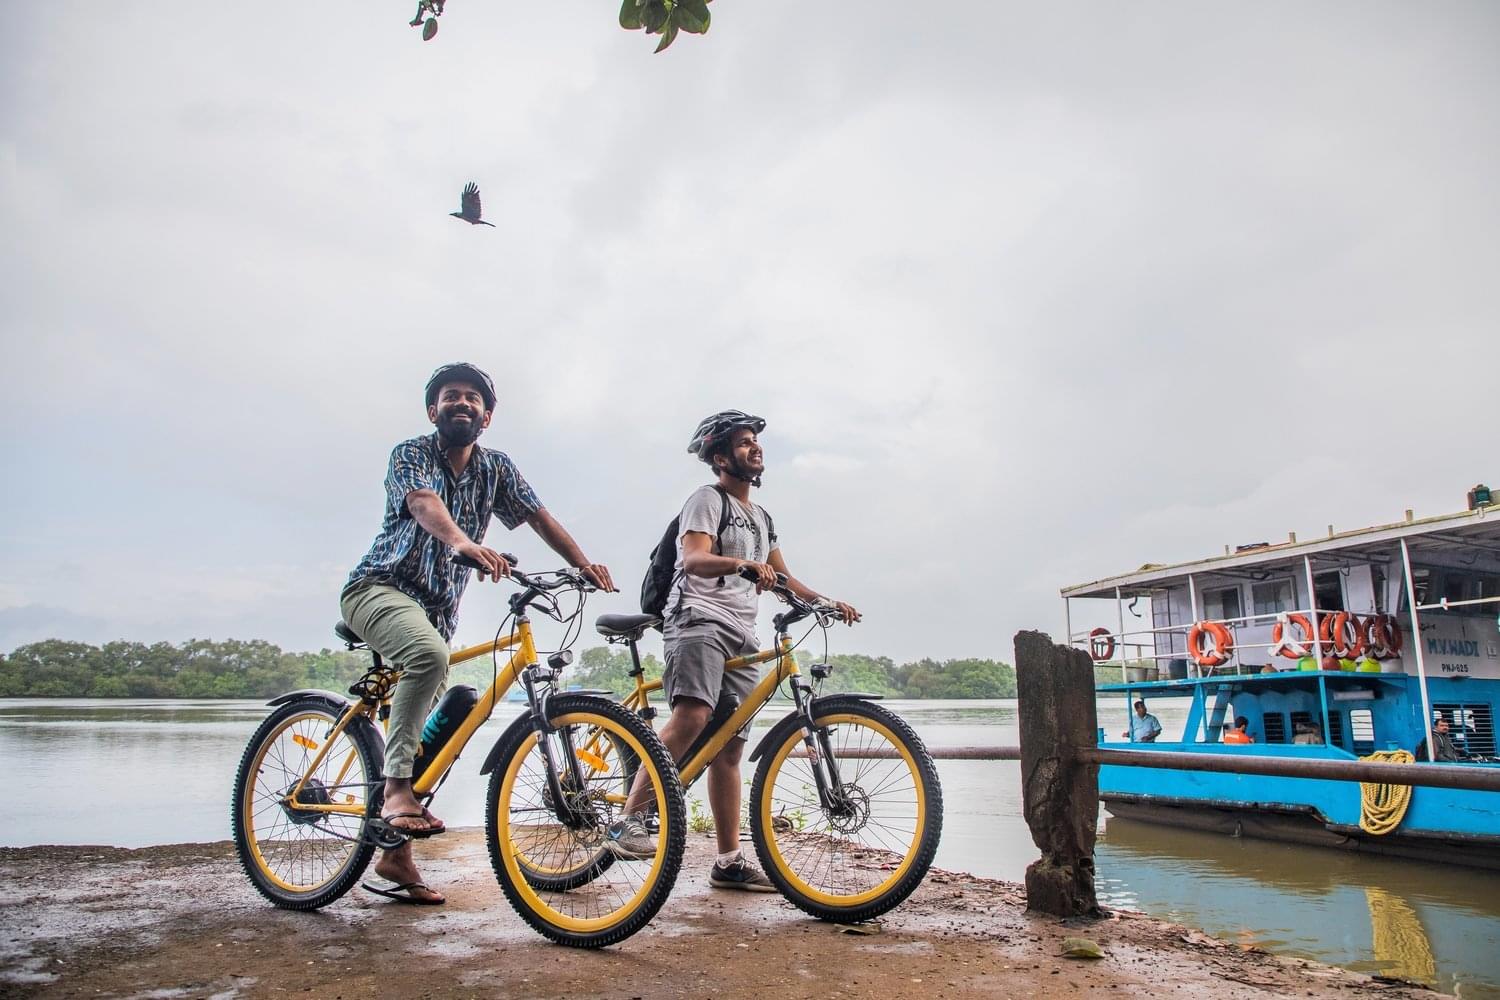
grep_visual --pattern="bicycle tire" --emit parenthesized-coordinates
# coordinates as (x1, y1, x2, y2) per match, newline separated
(232, 697, 382, 909)
(485, 695, 685, 948)
(749, 696, 943, 922)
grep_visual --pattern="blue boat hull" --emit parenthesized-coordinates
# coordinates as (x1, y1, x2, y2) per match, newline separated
(1101, 750, 1500, 870)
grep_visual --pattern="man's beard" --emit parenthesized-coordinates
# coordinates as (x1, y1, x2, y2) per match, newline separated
(436, 411, 484, 447)
(727, 453, 763, 487)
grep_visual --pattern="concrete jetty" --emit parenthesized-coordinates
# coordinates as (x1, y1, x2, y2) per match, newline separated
(0, 831, 1441, 998)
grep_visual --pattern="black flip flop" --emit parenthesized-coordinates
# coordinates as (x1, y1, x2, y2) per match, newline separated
(379, 812, 445, 839)
(361, 880, 445, 906)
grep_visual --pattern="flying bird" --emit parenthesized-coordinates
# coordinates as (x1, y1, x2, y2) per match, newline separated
(450, 182, 495, 227)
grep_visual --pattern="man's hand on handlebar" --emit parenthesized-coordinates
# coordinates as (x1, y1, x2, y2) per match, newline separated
(456, 542, 511, 582)
(826, 600, 861, 626)
(736, 560, 777, 593)
(578, 564, 617, 593)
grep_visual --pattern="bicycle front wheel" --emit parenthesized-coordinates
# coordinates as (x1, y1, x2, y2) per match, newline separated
(485, 695, 685, 948)
(232, 697, 382, 909)
(749, 696, 943, 922)
(513, 727, 636, 892)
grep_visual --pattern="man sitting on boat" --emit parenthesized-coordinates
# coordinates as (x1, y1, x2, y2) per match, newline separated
(1293, 721, 1323, 745)
(1420, 715, 1466, 763)
(1124, 700, 1162, 743)
(1223, 716, 1254, 744)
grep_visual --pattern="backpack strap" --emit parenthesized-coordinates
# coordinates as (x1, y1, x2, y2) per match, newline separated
(712, 485, 732, 587)
(711, 484, 732, 552)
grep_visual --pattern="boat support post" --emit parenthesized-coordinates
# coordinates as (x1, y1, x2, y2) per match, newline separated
(1303, 555, 1323, 664)
(1400, 537, 1436, 760)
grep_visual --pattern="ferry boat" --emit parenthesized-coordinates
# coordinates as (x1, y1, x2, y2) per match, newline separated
(1062, 492, 1500, 870)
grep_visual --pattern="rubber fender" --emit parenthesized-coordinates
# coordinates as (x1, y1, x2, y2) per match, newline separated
(747, 693, 883, 763)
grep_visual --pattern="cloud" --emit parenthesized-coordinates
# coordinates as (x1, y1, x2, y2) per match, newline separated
(2, 1, 1497, 660)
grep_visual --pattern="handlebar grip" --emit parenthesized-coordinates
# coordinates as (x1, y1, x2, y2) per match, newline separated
(454, 553, 519, 572)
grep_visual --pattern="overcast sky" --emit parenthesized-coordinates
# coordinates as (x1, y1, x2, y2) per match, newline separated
(2, 2, 1496, 663)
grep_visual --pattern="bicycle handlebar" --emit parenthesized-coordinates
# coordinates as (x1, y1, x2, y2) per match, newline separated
(736, 566, 843, 627)
(454, 553, 597, 594)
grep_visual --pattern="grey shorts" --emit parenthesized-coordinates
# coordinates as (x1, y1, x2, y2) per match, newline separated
(663, 606, 762, 740)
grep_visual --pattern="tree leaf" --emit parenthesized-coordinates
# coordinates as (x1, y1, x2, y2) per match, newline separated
(675, 0, 710, 33)
(619, 0, 643, 31)
(654, 22, 679, 52)
(642, 0, 669, 33)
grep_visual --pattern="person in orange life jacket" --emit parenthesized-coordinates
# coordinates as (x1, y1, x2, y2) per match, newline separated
(1223, 716, 1253, 744)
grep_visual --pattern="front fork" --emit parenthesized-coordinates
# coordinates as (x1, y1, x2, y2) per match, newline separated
(523, 664, 592, 828)
(787, 670, 854, 817)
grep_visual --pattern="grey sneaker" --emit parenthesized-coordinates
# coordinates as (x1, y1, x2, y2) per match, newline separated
(709, 855, 777, 892)
(605, 812, 657, 860)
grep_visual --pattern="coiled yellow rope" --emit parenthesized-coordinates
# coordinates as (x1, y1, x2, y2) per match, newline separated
(1359, 749, 1415, 835)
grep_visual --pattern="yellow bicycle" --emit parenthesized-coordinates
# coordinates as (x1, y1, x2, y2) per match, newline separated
(230, 559, 686, 948)
(584, 572, 943, 923)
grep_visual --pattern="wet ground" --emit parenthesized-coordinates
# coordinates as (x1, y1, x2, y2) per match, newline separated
(0, 830, 1444, 998)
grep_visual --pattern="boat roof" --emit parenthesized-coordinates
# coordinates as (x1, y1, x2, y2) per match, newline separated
(1063, 505, 1500, 600)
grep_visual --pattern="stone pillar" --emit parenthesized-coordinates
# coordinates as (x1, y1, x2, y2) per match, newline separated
(1014, 629, 1101, 917)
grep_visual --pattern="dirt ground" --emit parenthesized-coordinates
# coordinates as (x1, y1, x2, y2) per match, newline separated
(0, 830, 1443, 999)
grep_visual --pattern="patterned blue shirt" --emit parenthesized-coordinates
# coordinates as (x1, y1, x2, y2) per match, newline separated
(345, 434, 542, 638)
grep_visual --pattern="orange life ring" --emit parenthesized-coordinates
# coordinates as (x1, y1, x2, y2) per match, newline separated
(1088, 627, 1116, 662)
(1369, 614, 1404, 659)
(1187, 621, 1234, 667)
(1321, 612, 1365, 659)
(1271, 613, 1315, 659)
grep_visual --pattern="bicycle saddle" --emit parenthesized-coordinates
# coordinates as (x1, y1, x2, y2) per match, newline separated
(334, 621, 364, 646)
(595, 613, 661, 639)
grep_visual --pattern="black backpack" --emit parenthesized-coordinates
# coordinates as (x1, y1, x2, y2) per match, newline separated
(640, 486, 774, 622)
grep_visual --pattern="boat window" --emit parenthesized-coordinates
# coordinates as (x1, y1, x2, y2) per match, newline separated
(1204, 586, 1243, 625)
(1432, 702, 1496, 757)
(1263, 713, 1288, 744)
(1288, 711, 1324, 744)
(1314, 571, 1346, 614)
(1410, 568, 1500, 616)
(1349, 709, 1376, 755)
(1252, 579, 1295, 616)
(1371, 565, 1387, 614)
(1399, 569, 1431, 613)
(1326, 711, 1345, 749)
(1152, 589, 1186, 656)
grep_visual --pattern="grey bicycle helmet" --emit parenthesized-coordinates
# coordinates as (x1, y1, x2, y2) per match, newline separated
(425, 362, 497, 411)
(687, 410, 766, 463)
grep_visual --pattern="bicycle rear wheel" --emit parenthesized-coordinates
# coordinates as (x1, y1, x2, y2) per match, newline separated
(486, 695, 684, 948)
(232, 697, 381, 909)
(749, 696, 943, 922)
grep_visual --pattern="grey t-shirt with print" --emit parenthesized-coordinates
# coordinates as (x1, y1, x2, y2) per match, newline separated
(668, 485, 779, 644)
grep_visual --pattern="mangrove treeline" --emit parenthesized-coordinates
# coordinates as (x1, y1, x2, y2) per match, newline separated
(0, 639, 1018, 700)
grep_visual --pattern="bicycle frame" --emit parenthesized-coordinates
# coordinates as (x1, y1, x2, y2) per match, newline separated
(603, 624, 854, 813)
(283, 619, 541, 817)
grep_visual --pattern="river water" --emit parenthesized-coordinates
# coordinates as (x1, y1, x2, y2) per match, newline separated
(3, 697, 1497, 996)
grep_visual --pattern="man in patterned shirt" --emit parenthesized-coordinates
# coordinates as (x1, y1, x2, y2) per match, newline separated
(341, 362, 615, 905)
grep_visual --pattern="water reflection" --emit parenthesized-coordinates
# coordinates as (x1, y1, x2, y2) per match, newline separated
(1098, 816, 1500, 997)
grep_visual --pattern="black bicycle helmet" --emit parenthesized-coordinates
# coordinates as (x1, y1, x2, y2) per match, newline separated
(687, 410, 766, 463)
(425, 362, 497, 411)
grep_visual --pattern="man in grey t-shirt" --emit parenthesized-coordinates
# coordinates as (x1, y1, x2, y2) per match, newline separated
(612, 410, 859, 891)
